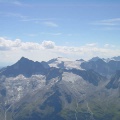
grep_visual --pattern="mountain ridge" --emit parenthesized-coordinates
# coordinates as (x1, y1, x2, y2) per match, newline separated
(0, 57, 49, 77)
(0, 56, 120, 120)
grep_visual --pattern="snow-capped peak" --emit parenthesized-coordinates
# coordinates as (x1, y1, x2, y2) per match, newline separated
(48, 57, 84, 70)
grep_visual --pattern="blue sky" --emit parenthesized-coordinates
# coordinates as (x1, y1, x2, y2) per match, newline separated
(0, 0, 120, 65)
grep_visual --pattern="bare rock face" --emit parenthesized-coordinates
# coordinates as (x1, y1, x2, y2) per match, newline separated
(106, 70, 120, 89)
(81, 58, 120, 76)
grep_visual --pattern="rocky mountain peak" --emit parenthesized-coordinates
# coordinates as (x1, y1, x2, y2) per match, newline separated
(0, 57, 49, 77)
(89, 56, 101, 62)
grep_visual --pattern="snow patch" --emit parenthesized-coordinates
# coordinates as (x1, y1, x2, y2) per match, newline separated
(62, 72, 83, 83)
(49, 57, 84, 70)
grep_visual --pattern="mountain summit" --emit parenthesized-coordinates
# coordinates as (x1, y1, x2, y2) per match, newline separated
(0, 57, 49, 77)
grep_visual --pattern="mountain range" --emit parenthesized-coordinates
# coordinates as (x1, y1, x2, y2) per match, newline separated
(0, 56, 120, 120)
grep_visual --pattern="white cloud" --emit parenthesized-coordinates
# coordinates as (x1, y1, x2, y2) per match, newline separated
(42, 41, 55, 49)
(104, 44, 115, 48)
(0, 37, 21, 50)
(0, 12, 58, 27)
(43, 21, 58, 27)
(21, 42, 41, 50)
(102, 18, 120, 24)
(0, 37, 120, 65)
(21, 18, 54, 22)
(0, 37, 42, 51)
(92, 18, 120, 31)
(40, 32, 62, 36)
(0, 12, 27, 19)
(86, 43, 97, 47)
(92, 18, 120, 26)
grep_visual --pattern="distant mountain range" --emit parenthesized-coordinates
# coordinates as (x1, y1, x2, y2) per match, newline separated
(0, 56, 120, 120)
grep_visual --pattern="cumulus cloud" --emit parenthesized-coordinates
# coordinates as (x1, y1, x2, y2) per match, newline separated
(0, 37, 42, 51)
(21, 42, 41, 50)
(0, 38, 56, 51)
(0, 37, 120, 65)
(0, 37, 21, 50)
(42, 41, 55, 49)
